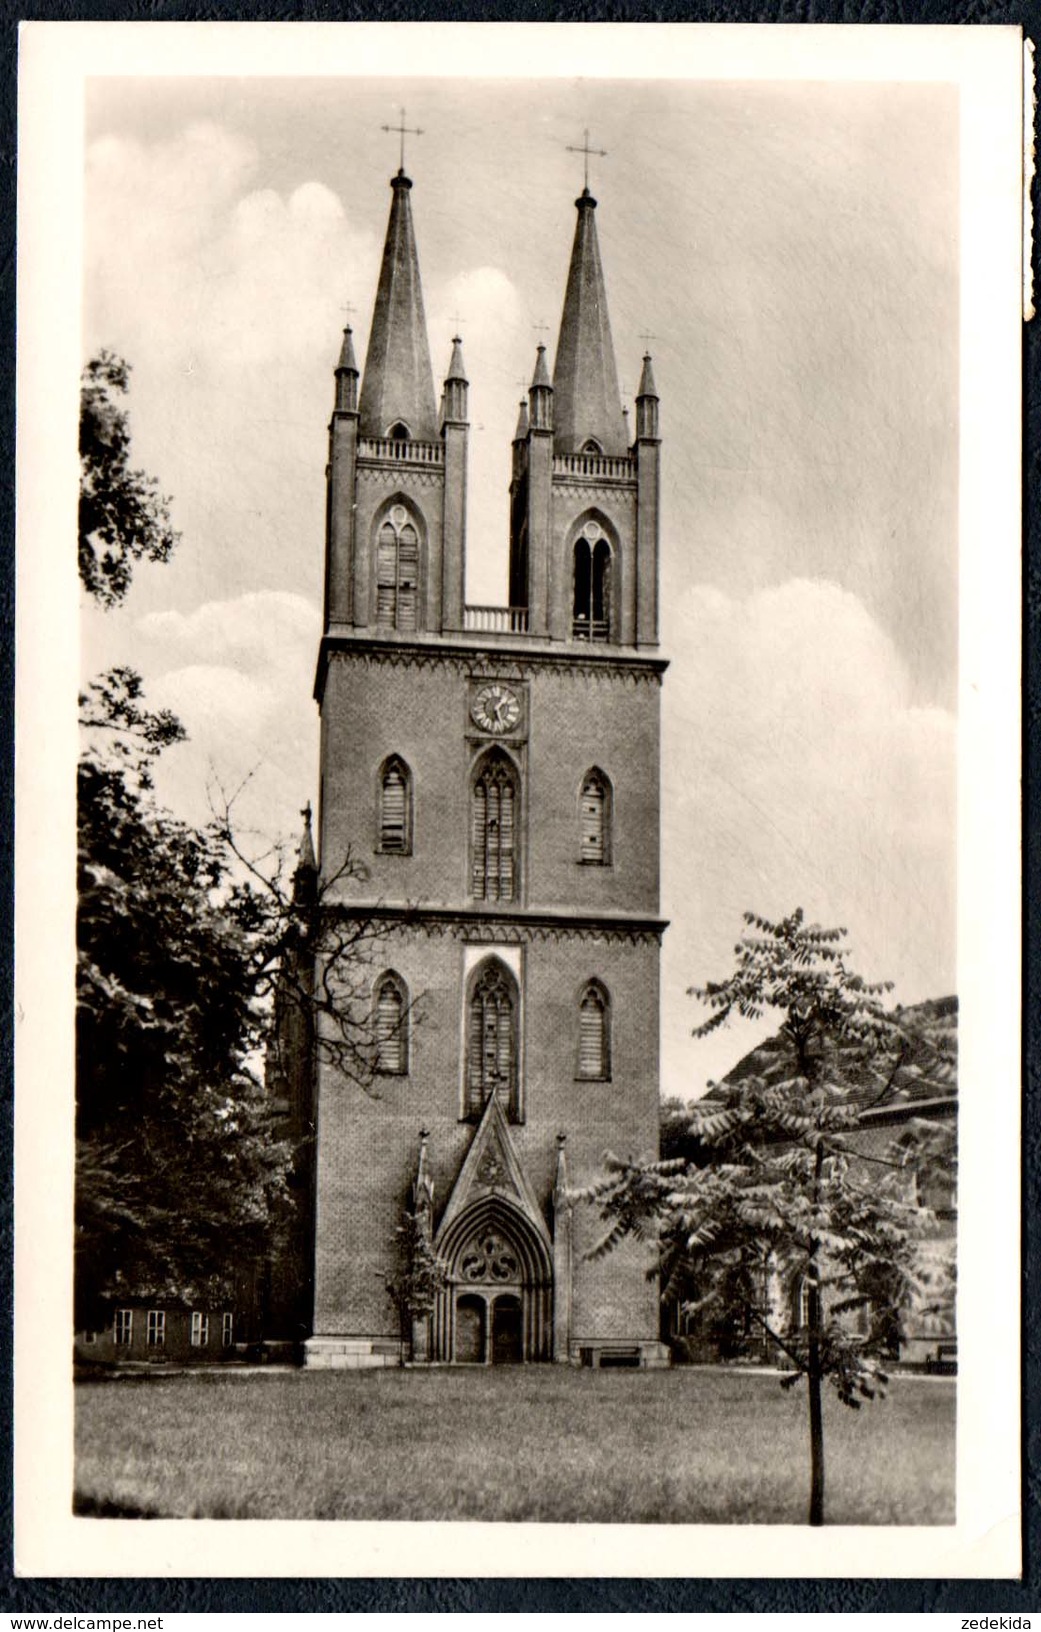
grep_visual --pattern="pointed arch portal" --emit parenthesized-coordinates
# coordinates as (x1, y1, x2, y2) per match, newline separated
(434, 1196, 552, 1364)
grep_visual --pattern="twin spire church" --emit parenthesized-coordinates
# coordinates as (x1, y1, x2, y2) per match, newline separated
(303, 155, 669, 1368)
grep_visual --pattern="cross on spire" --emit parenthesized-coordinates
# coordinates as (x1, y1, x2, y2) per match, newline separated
(381, 109, 424, 172)
(566, 128, 607, 191)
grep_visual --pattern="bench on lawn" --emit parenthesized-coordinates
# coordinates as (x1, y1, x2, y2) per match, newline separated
(578, 1345, 642, 1369)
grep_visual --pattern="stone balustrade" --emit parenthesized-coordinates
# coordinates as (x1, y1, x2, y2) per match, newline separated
(463, 606, 530, 634)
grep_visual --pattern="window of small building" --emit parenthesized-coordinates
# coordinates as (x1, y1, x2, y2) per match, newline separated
(221, 1312, 234, 1349)
(113, 1308, 133, 1346)
(794, 1278, 819, 1330)
(190, 1311, 209, 1347)
(146, 1310, 166, 1348)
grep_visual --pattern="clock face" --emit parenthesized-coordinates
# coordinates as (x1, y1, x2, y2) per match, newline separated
(471, 683, 521, 735)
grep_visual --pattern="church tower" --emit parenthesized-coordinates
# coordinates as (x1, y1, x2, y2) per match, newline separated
(306, 161, 668, 1369)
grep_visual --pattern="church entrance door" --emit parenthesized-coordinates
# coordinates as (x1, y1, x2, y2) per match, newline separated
(455, 1294, 485, 1364)
(491, 1294, 523, 1365)
(436, 1196, 553, 1364)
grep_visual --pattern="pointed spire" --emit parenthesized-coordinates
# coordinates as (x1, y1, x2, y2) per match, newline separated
(551, 189, 627, 456)
(553, 1132, 570, 1206)
(636, 351, 660, 442)
(412, 1127, 435, 1233)
(528, 344, 553, 433)
(446, 335, 467, 382)
(358, 172, 438, 440)
(334, 326, 359, 413)
(338, 326, 358, 374)
(513, 398, 529, 441)
(297, 801, 316, 872)
(637, 351, 658, 399)
(292, 801, 317, 908)
(531, 343, 552, 390)
(441, 336, 469, 426)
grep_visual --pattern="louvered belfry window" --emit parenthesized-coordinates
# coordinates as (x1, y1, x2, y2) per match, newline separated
(580, 770, 610, 864)
(467, 962, 516, 1117)
(472, 755, 517, 902)
(578, 983, 610, 1080)
(375, 974, 407, 1074)
(379, 759, 410, 853)
(375, 508, 419, 631)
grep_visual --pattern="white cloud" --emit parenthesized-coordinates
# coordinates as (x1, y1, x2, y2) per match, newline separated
(134, 592, 321, 842)
(84, 124, 380, 613)
(139, 591, 318, 674)
(661, 578, 956, 1097)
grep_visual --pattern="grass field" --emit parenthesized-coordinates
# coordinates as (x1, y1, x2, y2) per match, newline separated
(74, 1366, 955, 1525)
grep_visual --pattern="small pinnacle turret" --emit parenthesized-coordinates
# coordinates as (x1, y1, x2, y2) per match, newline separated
(636, 352, 660, 442)
(551, 188, 627, 457)
(358, 171, 438, 441)
(446, 336, 467, 382)
(513, 398, 530, 441)
(297, 801, 317, 873)
(442, 336, 469, 426)
(335, 326, 359, 413)
(293, 801, 318, 909)
(528, 344, 553, 432)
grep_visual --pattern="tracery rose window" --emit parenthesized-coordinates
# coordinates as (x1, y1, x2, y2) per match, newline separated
(459, 1232, 519, 1283)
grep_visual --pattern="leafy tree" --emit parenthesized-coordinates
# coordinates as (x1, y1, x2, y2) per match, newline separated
(76, 675, 292, 1312)
(587, 909, 955, 1526)
(76, 680, 409, 1317)
(386, 1212, 446, 1338)
(79, 351, 179, 606)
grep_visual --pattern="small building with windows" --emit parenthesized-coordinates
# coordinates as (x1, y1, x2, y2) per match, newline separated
(74, 1301, 240, 1366)
(300, 160, 669, 1369)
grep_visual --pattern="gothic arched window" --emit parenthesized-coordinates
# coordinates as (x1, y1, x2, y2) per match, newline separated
(389, 422, 411, 442)
(375, 506, 419, 631)
(374, 972, 408, 1075)
(572, 528, 612, 642)
(579, 768, 612, 865)
(378, 756, 412, 854)
(471, 752, 518, 903)
(577, 980, 610, 1081)
(466, 960, 518, 1119)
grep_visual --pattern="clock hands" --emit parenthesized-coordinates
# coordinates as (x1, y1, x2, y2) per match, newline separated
(472, 683, 519, 733)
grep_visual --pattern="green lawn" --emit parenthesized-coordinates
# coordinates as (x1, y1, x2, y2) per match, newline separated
(74, 1366, 955, 1525)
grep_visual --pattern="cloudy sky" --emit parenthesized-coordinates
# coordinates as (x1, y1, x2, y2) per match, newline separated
(81, 71, 959, 1094)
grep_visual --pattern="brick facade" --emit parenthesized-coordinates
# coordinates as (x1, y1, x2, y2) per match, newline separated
(304, 165, 669, 1368)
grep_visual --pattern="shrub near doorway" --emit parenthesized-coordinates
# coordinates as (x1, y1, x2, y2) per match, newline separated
(75, 1366, 954, 1524)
